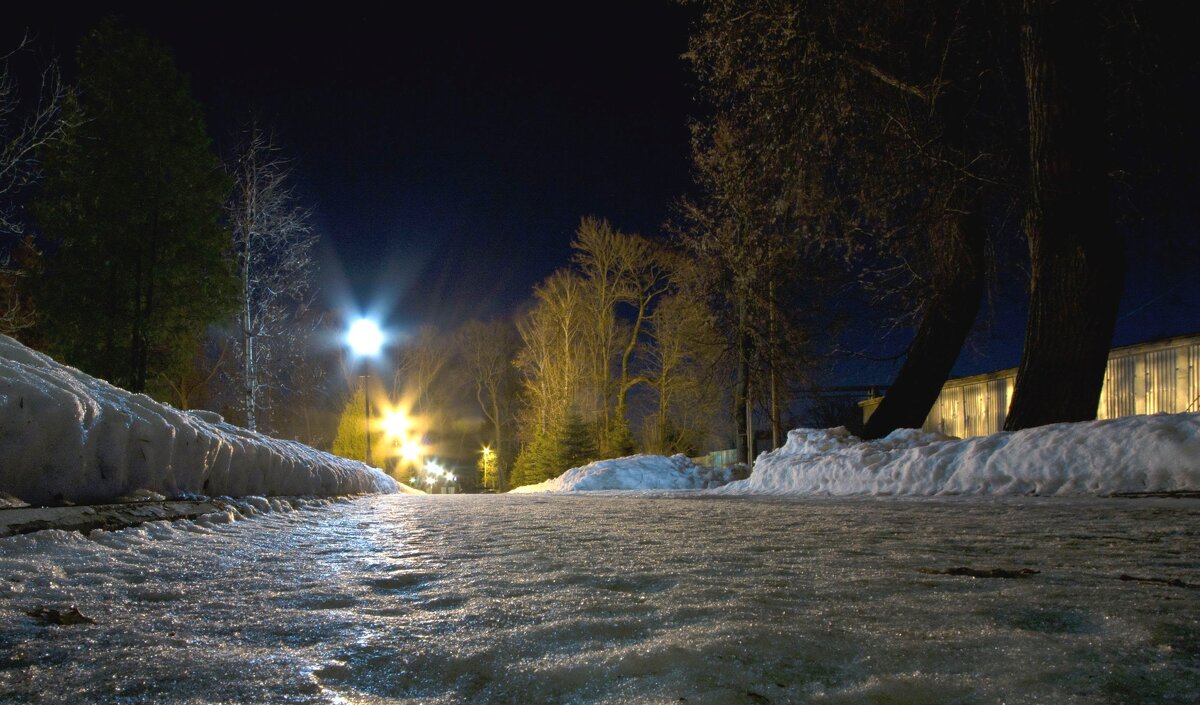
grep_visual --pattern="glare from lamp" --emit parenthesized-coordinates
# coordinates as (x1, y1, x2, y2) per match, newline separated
(346, 318, 384, 357)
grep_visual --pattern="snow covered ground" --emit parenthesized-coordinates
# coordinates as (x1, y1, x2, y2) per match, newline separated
(718, 414, 1200, 496)
(1, 493, 1197, 704)
(515, 414, 1200, 496)
(0, 335, 397, 504)
(510, 453, 730, 493)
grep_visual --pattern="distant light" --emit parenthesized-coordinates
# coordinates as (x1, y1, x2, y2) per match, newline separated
(400, 438, 424, 465)
(346, 318, 384, 357)
(381, 409, 409, 438)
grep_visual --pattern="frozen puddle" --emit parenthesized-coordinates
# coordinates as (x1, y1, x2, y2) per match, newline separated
(1, 494, 1198, 704)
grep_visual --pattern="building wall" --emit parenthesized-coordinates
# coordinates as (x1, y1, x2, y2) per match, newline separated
(860, 334, 1200, 439)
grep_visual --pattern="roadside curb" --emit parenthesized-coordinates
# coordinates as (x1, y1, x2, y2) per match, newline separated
(0, 495, 384, 538)
(0, 499, 236, 538)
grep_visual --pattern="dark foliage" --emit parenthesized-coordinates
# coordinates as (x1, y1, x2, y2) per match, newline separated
(32, 19, 235, 397)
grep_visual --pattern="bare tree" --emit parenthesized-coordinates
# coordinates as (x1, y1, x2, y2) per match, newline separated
(1, 34, 68, 235)
(457, 319, 519, 490)
(0, 234, 37, 335)
(571, 217, 626, 439)
(1, 34, 68, 335)
(515, 270, 587, 436)
(225, 123, 316, 431)
(682, 0, 1013, 440)
(643, 285, 726, 455)
(393, 325, 452, 416)
(1003, 0, 1123, 430)
(572, 218, 671, 454)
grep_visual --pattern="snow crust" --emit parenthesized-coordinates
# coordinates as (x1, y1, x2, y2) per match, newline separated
(718, 414, 1200, 496)
(0, 335, 398, 504)
(509, 453, 730, 493)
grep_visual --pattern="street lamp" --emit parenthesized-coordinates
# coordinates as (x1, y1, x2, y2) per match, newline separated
(346, 318, 383, 357)
(480, 445, 497, 490)
(345, 317, 384, 464)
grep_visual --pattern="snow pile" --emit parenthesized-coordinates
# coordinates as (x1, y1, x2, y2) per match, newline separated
(510, 453, 730, 493)
(0, 335, 398, 504)
(717, 414, 1200, 496)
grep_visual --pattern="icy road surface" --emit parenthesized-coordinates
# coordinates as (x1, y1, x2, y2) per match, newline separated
(2, 495, 1198, 704)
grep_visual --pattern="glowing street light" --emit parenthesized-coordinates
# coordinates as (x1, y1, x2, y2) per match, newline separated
(399, 437, 424, 466)
(346, 318, 384, 357)
(345, 317, 385, 464)
(381, 408, 410, 438)
(479, 445, 498, 491)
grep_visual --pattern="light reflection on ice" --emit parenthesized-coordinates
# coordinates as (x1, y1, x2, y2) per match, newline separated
(0, 494, 1197, 704)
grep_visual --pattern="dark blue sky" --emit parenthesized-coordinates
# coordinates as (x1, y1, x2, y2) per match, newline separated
(9, 4, 697, 326)
(9, 4, 1198, 386)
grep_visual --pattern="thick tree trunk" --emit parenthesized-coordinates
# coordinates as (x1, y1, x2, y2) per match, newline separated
(863, 210, 987, 439)
(1004, 0, 1124, 431)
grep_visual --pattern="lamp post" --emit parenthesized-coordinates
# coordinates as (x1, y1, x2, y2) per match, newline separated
(361, 374, 371, 462)
(346, 318, 384, 465)
(480, 445, 496, 490)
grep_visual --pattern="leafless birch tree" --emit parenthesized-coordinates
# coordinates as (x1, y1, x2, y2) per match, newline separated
(225, 123, 316, 431)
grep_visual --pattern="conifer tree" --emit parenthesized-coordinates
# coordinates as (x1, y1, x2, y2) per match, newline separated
(510, 430, 555, 487)
(331, 385, 384, 467)
(557, 409, 597, 473)
(33, 20, 235, 396)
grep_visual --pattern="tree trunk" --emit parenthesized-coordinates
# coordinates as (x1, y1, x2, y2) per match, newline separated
(745, 378, 754, 466)
(129, 251, 145, 393)
(734, 328, 749, 464)
(770, 363, 780, 450)
(768, 282, 782, 449)
(1004, 0, 1124, 430)
(492, 396, 507, 492)
(244, 330, 256, 431)
(614, 299, 649, 429)
(863, 209, 987, 439)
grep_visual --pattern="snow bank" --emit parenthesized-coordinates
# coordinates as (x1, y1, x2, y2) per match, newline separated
(510, 453, 730, 493)
(717, 414, 1200, 496)
(0, 335, 398, 504)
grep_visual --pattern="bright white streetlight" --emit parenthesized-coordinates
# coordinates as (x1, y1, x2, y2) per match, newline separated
(346, 318, 384, 357)
(345, 317, 384, 466)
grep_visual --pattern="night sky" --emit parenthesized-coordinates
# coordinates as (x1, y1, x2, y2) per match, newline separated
(8, 4, 697, 328)
(7, 5, 1198, 385)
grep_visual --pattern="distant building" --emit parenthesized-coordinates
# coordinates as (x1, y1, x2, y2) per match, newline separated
(859, 333, 1200, 439)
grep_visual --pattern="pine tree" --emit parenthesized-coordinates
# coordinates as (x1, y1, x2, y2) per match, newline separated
(33, 20, 235, 397)
(331, 385, 384, 467)
(511, 428, 558, 487)
(554, 409, 597, 478)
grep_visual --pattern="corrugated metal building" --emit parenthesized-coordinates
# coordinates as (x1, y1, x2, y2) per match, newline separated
(859, 333, 1200, 439)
